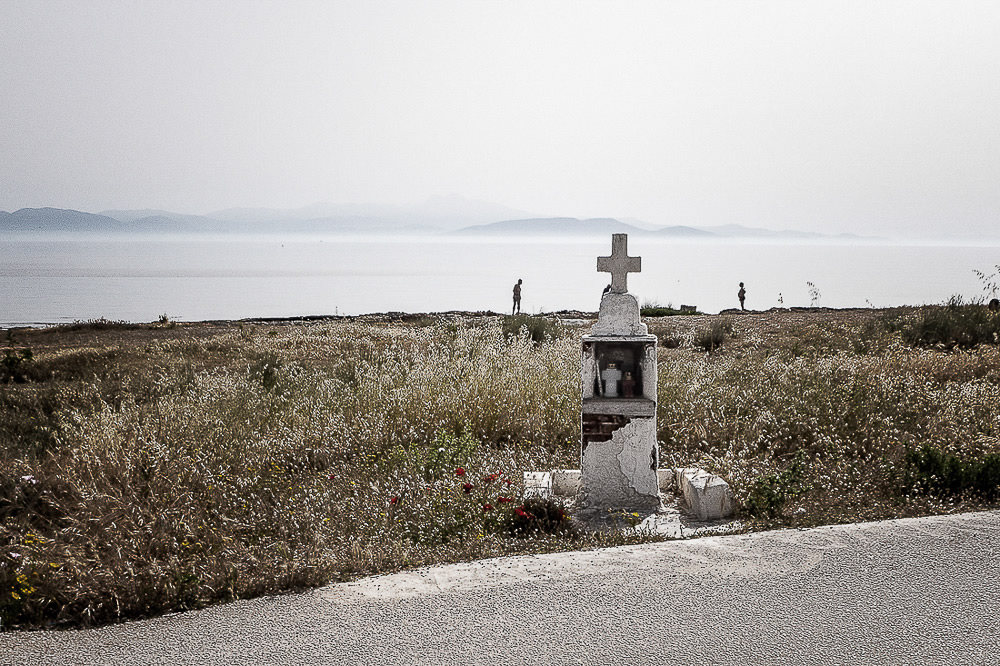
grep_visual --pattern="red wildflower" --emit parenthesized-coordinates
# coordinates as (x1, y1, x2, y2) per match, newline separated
(462, 483, 474, 494)
(482, 503, 493, 512)
(503, 479, 513, 486)
(455, 467, 466, 477)
(328, 474, 336, 480)
(482, 473, 499, 483)
(498, 496, 513, 503)
(514, 506, 534, 519)
(389, 496, 399, 505)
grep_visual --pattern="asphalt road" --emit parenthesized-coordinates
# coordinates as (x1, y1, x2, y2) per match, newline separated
(3, 511, 999, 666)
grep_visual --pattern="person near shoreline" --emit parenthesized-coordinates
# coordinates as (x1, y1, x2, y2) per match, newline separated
(738, 282, 746, 311)
(512, 279, 523, 315)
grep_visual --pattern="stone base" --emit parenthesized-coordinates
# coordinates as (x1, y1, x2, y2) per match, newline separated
(525, 467, 736, 522)
(579, 417, 659, 511)
(523, 468, 740, 539)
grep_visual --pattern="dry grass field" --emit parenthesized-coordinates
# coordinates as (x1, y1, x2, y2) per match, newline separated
(2, 305, 999, 629)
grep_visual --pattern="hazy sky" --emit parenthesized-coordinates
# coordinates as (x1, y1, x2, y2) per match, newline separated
(2, 1, 998, 237)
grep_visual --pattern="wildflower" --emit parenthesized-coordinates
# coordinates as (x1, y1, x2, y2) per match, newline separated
(20, 475, 37, 485)
(462, 483, 474, 494)
(389, 496, 399, 505)
(455, 467, 466, 477)
(503, 479, 513, 487)
(482, 473, 499, 483)
(498, 496, 513, 503)
(514, 506, 534, 519)
(483, 503, 493, 512)
(328, 474, 336, 480)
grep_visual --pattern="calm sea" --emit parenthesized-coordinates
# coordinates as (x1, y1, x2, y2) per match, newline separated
(2, 234, 998, 327)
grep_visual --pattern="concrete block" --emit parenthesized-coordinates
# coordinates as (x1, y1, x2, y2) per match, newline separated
(532, 468, 675, 495)
(551, 469, 581, 496)
(657, 468, 675, 492)
(676, 468, 735, 521)
(523, 471, 551, 498)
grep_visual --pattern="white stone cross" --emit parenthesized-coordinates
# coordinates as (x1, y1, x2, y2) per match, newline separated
(597, 233, 641, 294)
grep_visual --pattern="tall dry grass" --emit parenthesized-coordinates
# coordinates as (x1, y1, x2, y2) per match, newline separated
(1, 319, 645, 629)
(3, 308, 1000, 628)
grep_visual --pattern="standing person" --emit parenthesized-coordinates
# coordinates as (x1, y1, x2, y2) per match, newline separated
(512, 279, 523, 315)
(738, 282, 746, 311)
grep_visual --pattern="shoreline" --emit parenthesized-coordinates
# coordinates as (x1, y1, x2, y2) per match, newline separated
(2, 304, 914, 332)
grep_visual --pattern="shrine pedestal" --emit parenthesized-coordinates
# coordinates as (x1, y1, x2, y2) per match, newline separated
(580, 303, 660, 510)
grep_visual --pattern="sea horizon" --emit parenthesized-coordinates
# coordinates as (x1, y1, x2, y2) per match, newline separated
(3, 234, 999, 328)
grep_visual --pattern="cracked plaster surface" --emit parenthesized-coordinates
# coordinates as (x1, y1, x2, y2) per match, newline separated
(581, 417, 659, 509)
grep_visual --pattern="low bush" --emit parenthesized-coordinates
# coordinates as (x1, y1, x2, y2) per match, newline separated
(900, 296, 1000, 350)
(658, 334, 683, 349)
(501, 314, 564, 343)
(1, 348, 32, 383)
(904, 445, 1000, 499)
(693, 319, 733, 352)
(741, 453, 810, 520)
(503, 495, 576, 538)
(641, 307, 699, 317)
(640, 300, 698, 317)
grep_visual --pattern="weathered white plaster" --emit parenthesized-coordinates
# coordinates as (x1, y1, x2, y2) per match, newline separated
(540, 468, 676, 495)
(581, 344, 599, 400)
(523, 471, 551, 498)
(676, 467, 735, 521)
(580, 417, 659, 510)
(590, 293, 648, 336)
(639, 341, 657, 399)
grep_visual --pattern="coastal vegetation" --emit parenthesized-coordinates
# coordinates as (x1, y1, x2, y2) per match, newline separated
(3, 304, 1000, 629)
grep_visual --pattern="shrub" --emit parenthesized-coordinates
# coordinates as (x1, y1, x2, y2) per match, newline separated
(501, 314, 564, 343)
(904, 445, 1000, 499)
(694, 319, 733, 352)
(503, 495, 576, 538)
(641, 307, 699, 317)
(658, 334, 683, 349)
(901, 296, 1000, 350)
(640, 301, 699, 317)
(741, 453, 809, 520)
(1, 348, 33, 383)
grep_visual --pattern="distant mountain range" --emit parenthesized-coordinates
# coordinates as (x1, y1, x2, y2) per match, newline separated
(455, 217, 715, 238)
(1, 198, 877, 241)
